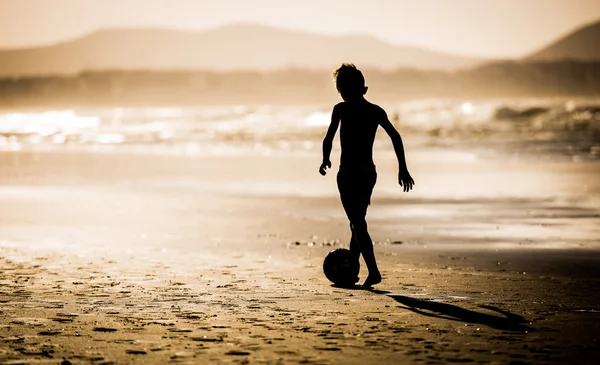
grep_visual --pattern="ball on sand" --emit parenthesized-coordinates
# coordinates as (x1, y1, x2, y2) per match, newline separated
(323, 248, 360, 286)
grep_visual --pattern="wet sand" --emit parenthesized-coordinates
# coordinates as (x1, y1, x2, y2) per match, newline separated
(1, 150, 600, 364)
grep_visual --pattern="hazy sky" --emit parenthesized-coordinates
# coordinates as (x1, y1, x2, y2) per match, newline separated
(1, 0, 599, 57)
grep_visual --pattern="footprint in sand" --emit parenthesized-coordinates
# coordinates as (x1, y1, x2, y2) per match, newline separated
(38, 330, 62, 335)
(55, 312, 79, 318)
(313, 346, 342, 351)
(175, 312, 204, 320)
(125, 349, 148, 355)
(167, 327, 193, 333)
(170, 351, 194, 359)
(93, 327, 118, 332)
(12, 318, 48, 326)
(225, 350, 251, 356)
(191, 335, 223, 342)
(51, 317, 74, 323)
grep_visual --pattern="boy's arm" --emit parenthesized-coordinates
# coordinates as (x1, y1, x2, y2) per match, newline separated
(319, 105, 341, 176)
(379, 110, 415, 192)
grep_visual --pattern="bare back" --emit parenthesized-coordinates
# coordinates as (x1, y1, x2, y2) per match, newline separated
(336, 100, 383, 169)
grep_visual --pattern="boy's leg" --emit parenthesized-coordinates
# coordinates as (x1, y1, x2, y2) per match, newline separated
(349, 214, 380, 283)
(349, 227, 360, 261)
(338, 169, 380, 288)
(347, 228, 360, 283)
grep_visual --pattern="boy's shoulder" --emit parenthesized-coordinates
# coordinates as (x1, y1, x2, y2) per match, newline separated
(368, 103, 388, 120)
(333, 101, 346, 110)
(368, 102, 386, 115)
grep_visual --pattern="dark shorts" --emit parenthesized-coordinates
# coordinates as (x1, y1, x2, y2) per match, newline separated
(337, 165, 377, 211)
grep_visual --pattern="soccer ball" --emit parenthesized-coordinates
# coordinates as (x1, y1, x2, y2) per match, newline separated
(323, 248, 359, 286)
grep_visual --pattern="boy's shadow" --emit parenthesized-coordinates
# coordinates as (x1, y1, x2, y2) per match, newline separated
(371, 290, 531, 332)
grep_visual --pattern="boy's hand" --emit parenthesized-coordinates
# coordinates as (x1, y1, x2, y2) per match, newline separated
(399, 170, 415, 192)
(319, 160, 332, 176)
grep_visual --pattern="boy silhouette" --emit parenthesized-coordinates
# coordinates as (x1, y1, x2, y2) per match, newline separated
(319, 64, 414, 289)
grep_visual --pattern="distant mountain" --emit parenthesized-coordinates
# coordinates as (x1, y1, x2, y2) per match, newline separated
(0, 23, 484, 77)
(526, 20, 600, 61)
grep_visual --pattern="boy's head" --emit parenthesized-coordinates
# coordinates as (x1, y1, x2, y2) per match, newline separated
(333, 63, 368, 101)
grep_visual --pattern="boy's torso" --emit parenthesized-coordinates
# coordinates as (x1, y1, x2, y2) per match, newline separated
(337, 100, 381, 171)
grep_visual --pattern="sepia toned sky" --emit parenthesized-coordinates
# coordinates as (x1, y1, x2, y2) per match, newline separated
(0, 0, 599, 57)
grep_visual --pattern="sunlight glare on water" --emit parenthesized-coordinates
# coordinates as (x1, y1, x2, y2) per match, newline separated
(0, 98, 598, 160)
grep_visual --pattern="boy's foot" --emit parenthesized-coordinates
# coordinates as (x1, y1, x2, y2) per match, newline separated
(362, 272, 382, 289)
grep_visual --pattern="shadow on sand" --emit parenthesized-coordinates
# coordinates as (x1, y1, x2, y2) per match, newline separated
(371, 290, 531, 332)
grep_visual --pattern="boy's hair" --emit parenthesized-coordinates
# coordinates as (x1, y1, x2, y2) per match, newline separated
(333, 63, 365, 96)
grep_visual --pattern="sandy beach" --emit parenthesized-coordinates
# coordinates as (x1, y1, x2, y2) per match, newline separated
(2, 1, 600, 363)
(1, 149, 600, 364)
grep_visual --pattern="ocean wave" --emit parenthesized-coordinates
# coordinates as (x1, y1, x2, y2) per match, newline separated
(1, 98, 599, 159)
